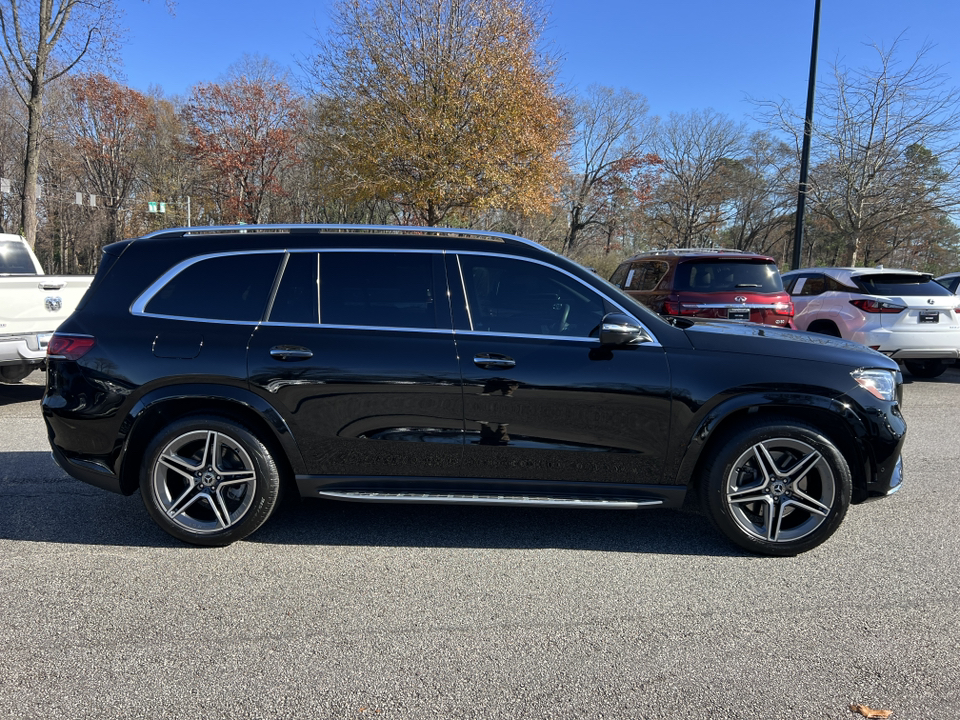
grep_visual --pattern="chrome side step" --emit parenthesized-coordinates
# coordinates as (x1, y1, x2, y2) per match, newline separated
(316, 490, 662, 508)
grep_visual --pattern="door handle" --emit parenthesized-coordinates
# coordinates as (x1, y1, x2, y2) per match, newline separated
(270, 345, 313, 361)
(473, 353, 516, 369)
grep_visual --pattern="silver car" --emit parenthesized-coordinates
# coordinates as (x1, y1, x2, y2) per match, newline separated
(782, 267, 960, 378)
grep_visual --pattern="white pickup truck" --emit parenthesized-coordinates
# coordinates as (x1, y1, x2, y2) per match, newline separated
(0, 233, 93, 382)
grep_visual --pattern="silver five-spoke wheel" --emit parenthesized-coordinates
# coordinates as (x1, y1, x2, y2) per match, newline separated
(152, 429, 258, 534)
(725, 437, 835, 543)
(141, 416, 282, 546)
(701, 418, 852, 556)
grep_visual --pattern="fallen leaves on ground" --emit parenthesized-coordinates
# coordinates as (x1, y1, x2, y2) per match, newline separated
(850, 703, 893, 718)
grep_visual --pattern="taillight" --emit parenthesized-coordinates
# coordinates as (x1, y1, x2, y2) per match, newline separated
(850, 299, 905, 314)
(662, 301, 679, 315)
(47, 333, 96, 360)
(773, 301, 794, 317)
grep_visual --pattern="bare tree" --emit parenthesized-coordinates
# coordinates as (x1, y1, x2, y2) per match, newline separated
(719, 130, 796, 256)
(560, 84, 658, 255)
(648, 109, 747, 248)
(762, 38, 960, 266)
(0, 0, 123, 247)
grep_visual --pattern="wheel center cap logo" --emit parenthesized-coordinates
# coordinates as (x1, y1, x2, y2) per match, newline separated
(201, 471, 217, 486)
(771, 481, 787, 496)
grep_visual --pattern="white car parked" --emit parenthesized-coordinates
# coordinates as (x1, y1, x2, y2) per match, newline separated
(782, 267, 960, 378)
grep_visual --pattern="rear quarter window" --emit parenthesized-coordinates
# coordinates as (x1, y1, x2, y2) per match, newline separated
(144, 253, 283, 321)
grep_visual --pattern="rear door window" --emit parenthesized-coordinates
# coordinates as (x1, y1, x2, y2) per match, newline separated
(318, 252, 445, 329)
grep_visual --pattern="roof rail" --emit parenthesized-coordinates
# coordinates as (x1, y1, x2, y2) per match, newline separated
(137, 223, 547, 252)
(637, 247, 744, 256)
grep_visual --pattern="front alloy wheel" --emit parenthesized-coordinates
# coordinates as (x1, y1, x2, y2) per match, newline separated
(141, 416, 281, 546)
(701, 419, 852, 555)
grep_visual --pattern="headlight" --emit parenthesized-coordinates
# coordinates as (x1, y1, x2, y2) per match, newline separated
(852, 369, 897, 401)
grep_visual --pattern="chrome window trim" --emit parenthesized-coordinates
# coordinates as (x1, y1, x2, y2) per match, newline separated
(130, 246, 659, 346)
(262, 322, 455, 335)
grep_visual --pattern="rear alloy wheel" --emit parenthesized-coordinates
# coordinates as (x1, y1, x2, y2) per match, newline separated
(140, 416, 281, 546)
(904, 359, 948, 379)
(701, 419, 852, 556)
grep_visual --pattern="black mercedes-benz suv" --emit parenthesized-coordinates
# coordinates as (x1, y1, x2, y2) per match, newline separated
(43, 225, 906, 555)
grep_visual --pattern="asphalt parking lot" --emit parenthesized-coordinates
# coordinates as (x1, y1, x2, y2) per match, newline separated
(1, 369, 958, 719)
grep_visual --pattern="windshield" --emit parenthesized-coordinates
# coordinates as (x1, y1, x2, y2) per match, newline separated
(855, 273, 953, 297)
(674, 260, 783, 293)
(0, 239, 37, 274)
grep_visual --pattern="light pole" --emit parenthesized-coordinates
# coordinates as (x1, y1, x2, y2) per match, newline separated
(793, 0, 821, 270)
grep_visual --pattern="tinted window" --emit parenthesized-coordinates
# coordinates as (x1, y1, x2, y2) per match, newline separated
(855, 274, 954, 296)
(0, 240, 37, 274)
(146, 253, 282, 321)
(623, 260, 669, 291)
(796, 275, 825, 296)
(637, 260, 669, 291)
(674, 260, 783, 293)
(270, 253, 319, 324)
(609, 263, 629, 287)
(458, 255, 606, 337)
(320, 252, 439, 329)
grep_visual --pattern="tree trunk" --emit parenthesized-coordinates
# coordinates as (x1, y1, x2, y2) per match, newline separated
(21, 71, 45, 248)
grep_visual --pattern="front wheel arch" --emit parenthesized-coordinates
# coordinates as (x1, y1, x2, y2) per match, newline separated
(698, 416, 853, 555)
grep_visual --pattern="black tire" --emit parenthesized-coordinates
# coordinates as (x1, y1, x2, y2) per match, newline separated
(140, 415, 282, 546)
(904, 359, 948, 379)
(699, 418, 852, 556)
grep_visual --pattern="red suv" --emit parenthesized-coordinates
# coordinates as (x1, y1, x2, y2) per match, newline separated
(610, 249, 794, 327)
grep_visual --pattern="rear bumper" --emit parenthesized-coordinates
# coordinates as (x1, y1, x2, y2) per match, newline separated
(849, 329, 960, 359)
(49, 441, 126, 495)
(0, 333, 52, 364)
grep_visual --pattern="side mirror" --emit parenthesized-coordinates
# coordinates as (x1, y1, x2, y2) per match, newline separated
(599, 313, 651, 346)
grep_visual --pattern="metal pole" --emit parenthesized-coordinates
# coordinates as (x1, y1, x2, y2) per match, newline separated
(187, 196, 191, 227)
(793, 0, 821, 270)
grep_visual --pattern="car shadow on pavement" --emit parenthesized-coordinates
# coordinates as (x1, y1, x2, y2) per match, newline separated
(0, 382, 44, 406)
(0, 450, 742, 557)
(251, 495, 744, 558)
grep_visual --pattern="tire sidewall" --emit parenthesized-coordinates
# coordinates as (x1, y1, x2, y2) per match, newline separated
(701, 419, 853, 556)
(140, 415, 281, 546)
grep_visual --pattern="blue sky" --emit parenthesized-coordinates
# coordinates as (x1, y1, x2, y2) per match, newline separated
(121, 0, 959, 125)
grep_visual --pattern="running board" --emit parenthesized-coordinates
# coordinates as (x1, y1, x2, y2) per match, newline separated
(316, 490, 662, 508)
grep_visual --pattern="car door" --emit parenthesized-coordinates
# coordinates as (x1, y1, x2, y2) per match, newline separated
(449, 252, 673, 487)
(247, 250, 464, 480)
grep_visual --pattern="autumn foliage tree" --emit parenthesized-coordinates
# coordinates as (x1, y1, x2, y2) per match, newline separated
(186, 56, 303, 224)
(309, 0, 568, 226)
(64, 73, 152, 245)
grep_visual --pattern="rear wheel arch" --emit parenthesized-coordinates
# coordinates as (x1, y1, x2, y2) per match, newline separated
(807, 319, 842, 337)
(118, 394, 299, 496)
